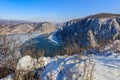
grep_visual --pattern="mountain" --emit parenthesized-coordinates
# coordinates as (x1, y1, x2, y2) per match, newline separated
(55, 13, 120, 48)
(34, 22, 56, 34)
(0, 19, 31, 24)
(0, 20, 57, 35)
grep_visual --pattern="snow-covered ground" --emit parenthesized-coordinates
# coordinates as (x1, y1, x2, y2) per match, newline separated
(94, 54, 120, 80)
(1, 53, 120, 80)
(39, 54, 120, 80)
(48, 30, 59, 44)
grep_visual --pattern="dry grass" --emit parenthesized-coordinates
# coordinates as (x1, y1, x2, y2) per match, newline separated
(82, 55, 95, 80)
(0, 67, 14, 79)
(62, 39, 95, 80)
(2, 33, 119, 80)
(0, 35, 20, 79)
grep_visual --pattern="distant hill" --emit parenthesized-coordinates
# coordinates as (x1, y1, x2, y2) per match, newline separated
(0, 19, 32, 24)
(0, 20, 57, 35)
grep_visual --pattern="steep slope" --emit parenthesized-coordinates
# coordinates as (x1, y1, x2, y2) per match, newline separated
(0, 23, 35, 35)
(0, 21, 56, 35)
(56, 13, 120, 47)
(34, 22, 56, 34)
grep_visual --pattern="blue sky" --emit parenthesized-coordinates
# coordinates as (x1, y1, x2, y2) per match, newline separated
(0, 0, 120, 22)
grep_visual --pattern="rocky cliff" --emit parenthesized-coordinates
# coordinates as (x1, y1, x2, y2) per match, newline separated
(34, 22, 56, 34)
(56, 13, 120, 47)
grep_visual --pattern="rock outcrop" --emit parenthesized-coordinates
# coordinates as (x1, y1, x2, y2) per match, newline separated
(34, 22, 56, 34)
(56, 13, 120, 47)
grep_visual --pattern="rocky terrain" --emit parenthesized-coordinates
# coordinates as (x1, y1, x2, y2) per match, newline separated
(34, 22, 56, 34)
(55, 13, 120, 48)
(0, 13, 120, 80)
(0, 21, 56, 35)
(1, 52, 120, 80)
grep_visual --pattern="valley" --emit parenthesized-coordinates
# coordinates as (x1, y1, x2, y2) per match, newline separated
(0, 13, 120, 80)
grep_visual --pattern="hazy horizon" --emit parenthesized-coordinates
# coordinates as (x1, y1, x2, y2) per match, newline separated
(0, 0, 120, 22)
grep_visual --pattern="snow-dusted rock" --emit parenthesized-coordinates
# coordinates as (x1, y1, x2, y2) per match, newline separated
(36, 57, 50, 68)
(88, 30, 98, 48)
(16, 55, 37, 71)
(114, 40, 120, 45)
(16, 55, 50, 71)
(35, 22, 56, 34)
(56, 13, 120, 47)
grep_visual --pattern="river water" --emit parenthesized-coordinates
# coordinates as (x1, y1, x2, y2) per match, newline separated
(1, 33, 62, 57)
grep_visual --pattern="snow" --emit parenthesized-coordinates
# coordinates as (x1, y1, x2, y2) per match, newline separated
(94, 54, 120, 80)
(16, 55, 37, 71)
(16, 55, 50, 71)
(48, 30, 59, 44)
(2, 53, 120, 80)
(44, 54, 120, 80)
(98, 18, 110, 24)
(5, 32, 41, 45)
(114, 40, 120, 44)
(0, 74, 14, 80)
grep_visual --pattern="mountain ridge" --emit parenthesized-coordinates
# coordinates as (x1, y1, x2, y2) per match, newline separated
(55, 13, 120, 48)
(0, 21, 56, 35)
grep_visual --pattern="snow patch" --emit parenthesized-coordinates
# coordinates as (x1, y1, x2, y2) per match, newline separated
(48, 30, 59, 44)
(98, 18, 110, 24)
